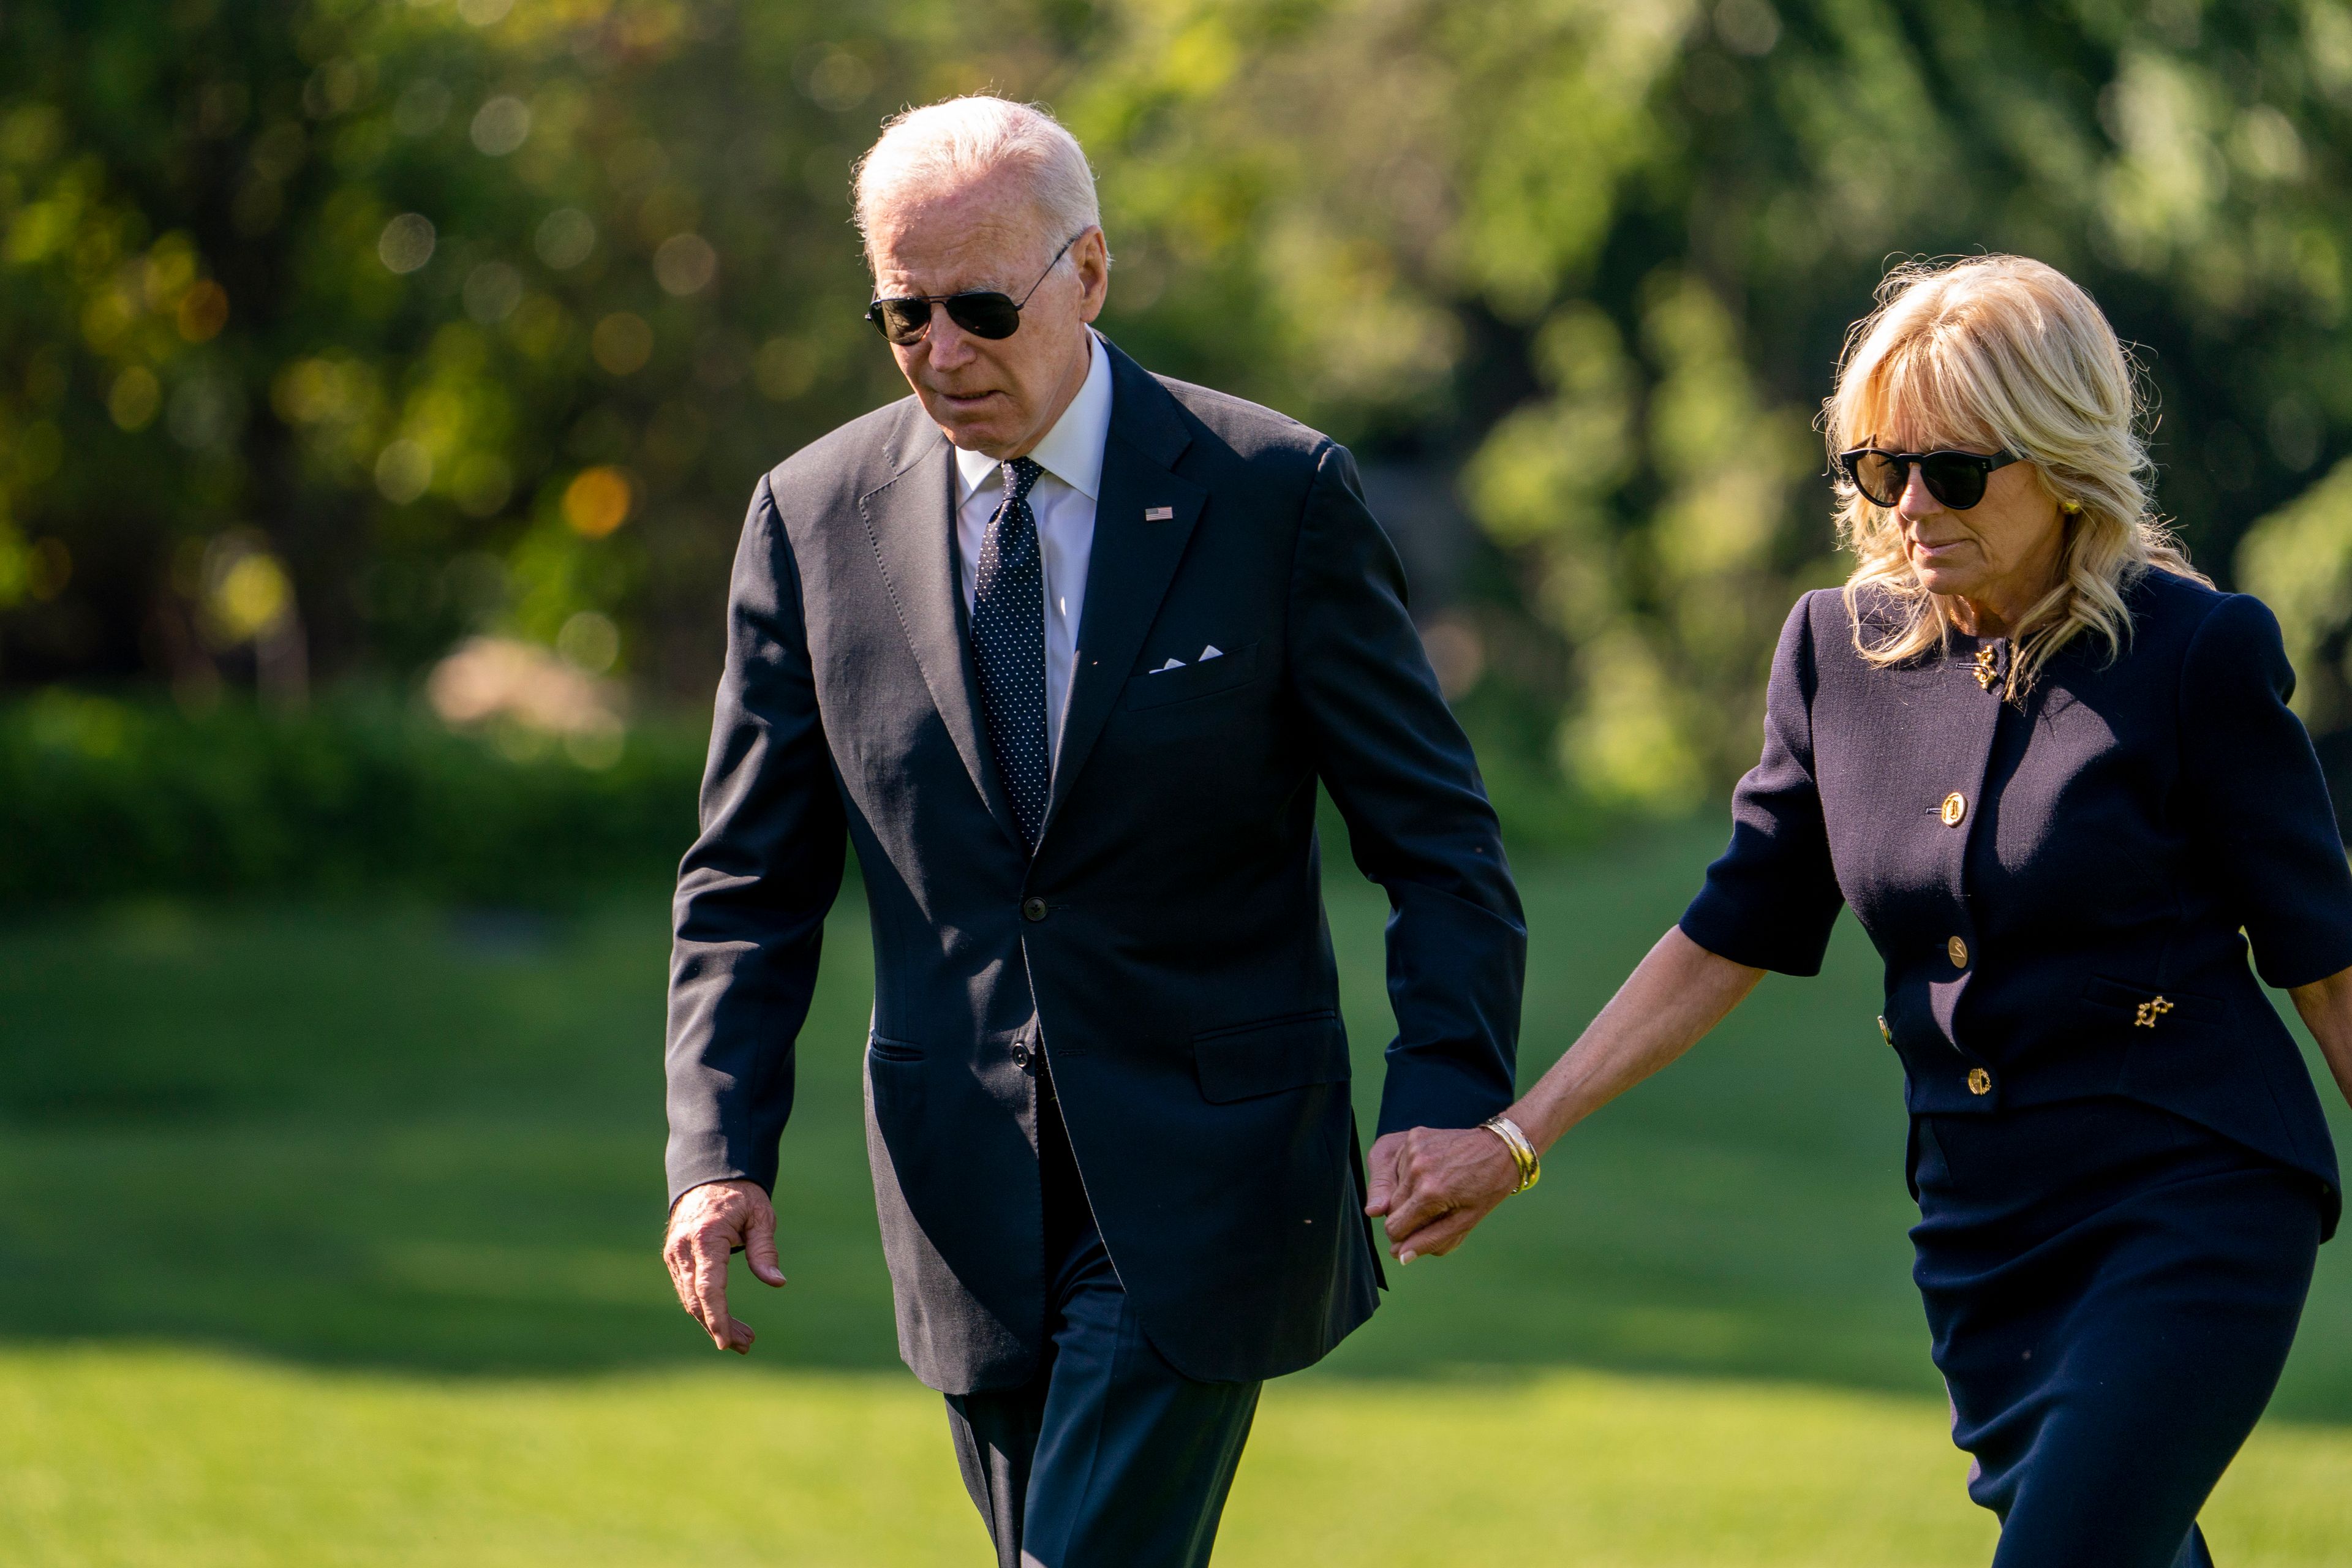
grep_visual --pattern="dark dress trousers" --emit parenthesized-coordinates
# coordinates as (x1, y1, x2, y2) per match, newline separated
(665, 338, 1523, 1533)
(943, 1074, 1265, 1567)
(1682, 570, 2352, 1568)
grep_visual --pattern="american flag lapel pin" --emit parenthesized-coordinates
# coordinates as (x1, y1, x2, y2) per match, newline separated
(1144, 505, 1174, 521)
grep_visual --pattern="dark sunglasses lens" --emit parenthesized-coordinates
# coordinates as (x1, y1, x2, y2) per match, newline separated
(1849, 452, 1904, 506)
(944, 292, 1022, 339)
(1921, 455, 1988, 509)
(871, 300, 931, 344)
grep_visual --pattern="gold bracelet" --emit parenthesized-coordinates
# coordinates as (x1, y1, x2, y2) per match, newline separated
(1480, 1114, 1541, 1194)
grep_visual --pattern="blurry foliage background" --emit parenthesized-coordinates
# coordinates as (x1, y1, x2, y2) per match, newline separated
(13, 0, 2352, 834)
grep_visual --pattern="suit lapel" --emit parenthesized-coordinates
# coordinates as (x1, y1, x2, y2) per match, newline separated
(857, 408, 1025, 850)
(1044, 345, 1207, 836)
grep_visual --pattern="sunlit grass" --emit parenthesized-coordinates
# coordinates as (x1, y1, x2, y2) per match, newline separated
(4, 1346, 2348, 1567)
(2, 821, 2349, 1561)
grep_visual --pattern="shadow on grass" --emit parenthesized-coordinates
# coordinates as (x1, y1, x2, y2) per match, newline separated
(4, 824, 2350, 1423)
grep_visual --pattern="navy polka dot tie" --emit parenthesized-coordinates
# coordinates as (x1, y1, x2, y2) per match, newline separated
(971, 456, 1049, 851)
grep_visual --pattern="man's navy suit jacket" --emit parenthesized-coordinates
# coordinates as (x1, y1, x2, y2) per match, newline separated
(665, 341, 1527, 1394)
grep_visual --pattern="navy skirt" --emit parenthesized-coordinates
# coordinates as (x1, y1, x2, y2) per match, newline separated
(1909, 1096, 2323, 1568)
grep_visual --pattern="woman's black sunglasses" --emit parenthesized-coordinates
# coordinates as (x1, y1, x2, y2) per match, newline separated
(865, 233, 1082, 346)
(1837, 446, 2022, 510)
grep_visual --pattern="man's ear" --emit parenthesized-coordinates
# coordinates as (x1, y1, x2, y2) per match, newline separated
(1076, 227, 1110, 322)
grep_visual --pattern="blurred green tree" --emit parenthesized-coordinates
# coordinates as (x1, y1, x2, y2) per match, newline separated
(1067, 0, 2352, 807)
(0, 0, 978, 699)
(7, 0, 2352, 814)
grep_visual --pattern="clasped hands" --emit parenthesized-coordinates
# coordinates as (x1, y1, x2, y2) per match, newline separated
(1365, 1125, 1528, 1264)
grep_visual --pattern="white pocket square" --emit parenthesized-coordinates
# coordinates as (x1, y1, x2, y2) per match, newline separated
(1197, 644, 1223, 661)
(1152, 657, 1186, 673)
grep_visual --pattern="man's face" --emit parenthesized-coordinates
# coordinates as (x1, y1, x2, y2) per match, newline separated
(866, 175, 1109, 460)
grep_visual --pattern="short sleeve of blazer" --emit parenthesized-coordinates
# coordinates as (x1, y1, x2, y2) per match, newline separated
(1679, 592, 1847, 975)
(2178, 590, 2352, 989)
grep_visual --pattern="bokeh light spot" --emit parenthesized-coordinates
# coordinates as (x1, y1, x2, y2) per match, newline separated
(653, 232, 717, 296)
(557, 609, 621, 673)
(392, 78, 451, 137)
(470, 96, 532, 156)
(209, 549, 293, 643)
(379, 213, 437, 274)
(799, 48, 874, 113)
(565, 715, 625, 769)
(754, 337, 814, 400)
(590, 312, 654, 375)
(535, 208, 596, 270)
(453, 453, 515, 518)
(1714, 0, 1782, 56)
(426, 636, 625, 762)
(463, 262, 523, 323)
(168, 375, 241, 451)
(177, 279, 230, 341)
(376, 439, 434, 503)
(26, 538, 71, 602)
(108, 366, 161, 430)
(563, 467, 632, 537)
(508, 295, 572, 359)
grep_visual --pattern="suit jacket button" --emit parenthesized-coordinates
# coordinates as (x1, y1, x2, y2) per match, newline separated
(1947, 935, 1969, 968)
(1967, 1066, 1992, 1096)
(1010, 1043, 1033, 1068)
(1022, 897, 1049, 922)
(1940, 792, 1967, 827)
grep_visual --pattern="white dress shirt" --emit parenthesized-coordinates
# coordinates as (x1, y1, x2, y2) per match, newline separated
(953, 330, 1113, 768)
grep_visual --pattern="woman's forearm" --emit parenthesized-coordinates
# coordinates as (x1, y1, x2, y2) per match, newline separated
(1511, 925, 1765, 1152)
(2289, 965, 2352, 1112)
(1370, 924, 1766, 1262)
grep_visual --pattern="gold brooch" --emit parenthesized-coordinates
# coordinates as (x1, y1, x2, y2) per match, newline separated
(1972, 646, 1999, 692)
(2134, 996, 2174, 1028)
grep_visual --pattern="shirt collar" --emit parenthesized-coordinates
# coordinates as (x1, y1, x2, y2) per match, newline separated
(953, 330, 1113, 503)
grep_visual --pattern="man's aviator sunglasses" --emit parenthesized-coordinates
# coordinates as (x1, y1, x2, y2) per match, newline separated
(865, 233, 1084, 347)
(1837, 445, 2022, 511)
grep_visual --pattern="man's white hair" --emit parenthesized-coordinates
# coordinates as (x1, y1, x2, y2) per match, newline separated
(852, 96, 1102, 271)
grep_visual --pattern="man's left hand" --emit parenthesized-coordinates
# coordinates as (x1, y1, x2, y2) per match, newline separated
(1363, 1126, 1522, 1263)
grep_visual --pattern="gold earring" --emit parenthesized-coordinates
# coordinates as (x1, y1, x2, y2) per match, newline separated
(2061, 500, 2082, 516)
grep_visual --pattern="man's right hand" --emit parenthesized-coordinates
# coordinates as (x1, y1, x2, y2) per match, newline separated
(662, 1178, 787, 1354)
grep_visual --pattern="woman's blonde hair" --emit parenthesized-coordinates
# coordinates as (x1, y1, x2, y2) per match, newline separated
(1823, 254, 2206, 696)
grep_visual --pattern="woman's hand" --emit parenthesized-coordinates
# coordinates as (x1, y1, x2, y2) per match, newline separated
(1366, 1126, 1523, 1262)
(1365, 927, 1766, 1268)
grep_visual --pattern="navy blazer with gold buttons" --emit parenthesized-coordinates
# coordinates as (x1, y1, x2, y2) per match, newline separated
(1682, 568, 2352, 1234)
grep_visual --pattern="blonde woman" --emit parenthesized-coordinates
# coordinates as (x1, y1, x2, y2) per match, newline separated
(1370, 255, 2352, 1566)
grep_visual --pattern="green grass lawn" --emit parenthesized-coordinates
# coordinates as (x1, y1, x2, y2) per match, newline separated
(3, 821, 2350, 1564)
